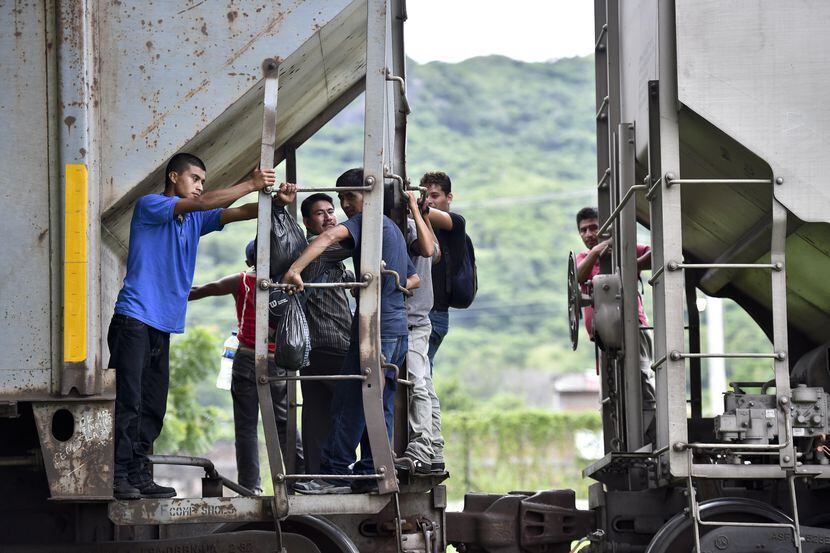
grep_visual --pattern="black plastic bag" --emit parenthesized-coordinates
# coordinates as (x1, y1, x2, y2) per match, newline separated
(270, 207, 307, 280)
(274, 294, 311, 370)
(268, 288, 291, 328)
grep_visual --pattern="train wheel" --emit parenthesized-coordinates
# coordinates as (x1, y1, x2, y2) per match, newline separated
(645, 497, 790, 553)
(213, 515, 359, 553)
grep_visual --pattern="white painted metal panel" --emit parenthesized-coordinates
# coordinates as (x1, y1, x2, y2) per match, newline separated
(676, 0, 830, 224)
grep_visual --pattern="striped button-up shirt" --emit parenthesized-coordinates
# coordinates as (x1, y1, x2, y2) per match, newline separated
(301, 233, 353, 354)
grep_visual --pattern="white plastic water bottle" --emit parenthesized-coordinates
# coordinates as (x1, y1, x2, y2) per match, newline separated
(217, 331, 238, 390)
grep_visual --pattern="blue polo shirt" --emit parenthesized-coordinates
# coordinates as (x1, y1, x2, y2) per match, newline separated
(114, 194, 223, 333)
(341, 213, 416, 337)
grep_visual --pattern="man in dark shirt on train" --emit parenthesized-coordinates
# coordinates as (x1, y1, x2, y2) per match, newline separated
(421, 171, 466, 377)
(282, 168, 418, 494)
(297, 192, 354, 474)
(108, 152, 274, 499)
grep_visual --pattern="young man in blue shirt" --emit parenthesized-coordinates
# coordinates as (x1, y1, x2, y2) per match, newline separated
(108, 152, 275, 499)
(282, 168, 418, 494)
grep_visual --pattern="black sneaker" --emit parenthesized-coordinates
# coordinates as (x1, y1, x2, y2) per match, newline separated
(134, 480, 176, 499)
(113, 479, 141, 500)
(395, 457, 431, 476)
(431, 461, 446, 473)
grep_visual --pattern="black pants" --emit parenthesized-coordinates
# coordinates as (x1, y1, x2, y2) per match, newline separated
(232, 348, 304, 490)
(108, 314, 170, 484)
(300, 348, 346, 474)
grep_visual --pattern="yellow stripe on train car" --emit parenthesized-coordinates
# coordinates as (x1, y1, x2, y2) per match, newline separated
(64, 164, 88, 363)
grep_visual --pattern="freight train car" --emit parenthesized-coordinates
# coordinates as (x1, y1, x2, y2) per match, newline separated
(0, 0, 588, 550)
(567, 0, 830, 551)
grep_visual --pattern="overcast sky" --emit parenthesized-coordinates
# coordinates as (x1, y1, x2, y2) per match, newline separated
(405, 1, 596, 64)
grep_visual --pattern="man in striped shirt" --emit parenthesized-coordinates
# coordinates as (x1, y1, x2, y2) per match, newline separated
(298, 193, 354, 474)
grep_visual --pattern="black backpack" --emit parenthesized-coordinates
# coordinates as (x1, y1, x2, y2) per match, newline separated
(447, 233, 478, 309)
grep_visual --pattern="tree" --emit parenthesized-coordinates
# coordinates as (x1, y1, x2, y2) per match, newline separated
(156, 327, 225, 455)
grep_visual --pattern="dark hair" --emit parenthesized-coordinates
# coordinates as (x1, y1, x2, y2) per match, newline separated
(300, 193, 334, 218)
(420, 171, 452, 195)
(576, 206, 599, 227)
(245, 239, 256, 267)
(336, 168, 364, 189)
(165, 152, 205, 188)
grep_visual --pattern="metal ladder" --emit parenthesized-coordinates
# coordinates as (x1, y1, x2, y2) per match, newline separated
(250, 2, 417, 551)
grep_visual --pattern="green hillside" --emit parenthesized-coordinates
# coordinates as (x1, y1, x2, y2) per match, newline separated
(186, 54, 771, 402)
(187, 55, 598, 392)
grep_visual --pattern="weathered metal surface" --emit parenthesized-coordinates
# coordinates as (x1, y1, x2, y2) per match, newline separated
(0, 0, 55, 391)
(108, 495, 392, 525)
(100, 0, 364, 247)
(109, 497, 271, 525)
(57, 0, 102, 398)
(31, 401, 115, 499)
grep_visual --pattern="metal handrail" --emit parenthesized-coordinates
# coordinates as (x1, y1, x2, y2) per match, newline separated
(596, 167, 611, 190)
(665, 174, 773, 187)
(384, 170, 426, 194)
(595, 95, 609, 121)
(594, 23, 608, 52)
(385, 70, 411, 114)
(147, 454, 256, 497)
(597, 184, 648, 236)
(647, 265, 665, 286)
(380, 261, 414, 297)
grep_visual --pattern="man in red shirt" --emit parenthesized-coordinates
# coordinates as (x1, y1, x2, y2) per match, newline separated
(188, 184, 303, 493)
(575, 207, 655, 405)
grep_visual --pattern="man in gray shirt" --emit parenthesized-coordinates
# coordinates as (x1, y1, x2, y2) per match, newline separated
(399, 192, 445, 474)
(298, 193, 353, 474)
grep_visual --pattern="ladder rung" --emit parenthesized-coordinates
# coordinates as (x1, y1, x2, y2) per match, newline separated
(667, 262, 783, 272)
(669, 351, 785, 361)
(269, 374, 366, 382)
(283, 473, 382, 481)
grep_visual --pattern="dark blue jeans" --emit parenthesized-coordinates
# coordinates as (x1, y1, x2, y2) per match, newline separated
(320, 335, 408, 476)
(427, 309, 450, 372)
(108, 314, 170, 484)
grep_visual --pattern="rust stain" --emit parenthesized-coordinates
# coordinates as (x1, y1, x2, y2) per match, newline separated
(145, 40, 153, 50)
(64, 116, 77, 134)
(79, 147, 86, 158)
(38, 229, 48, 243)
(177, 0, 206, 15)
(137, 6, 292, 140)
(227, 10, 238, 23)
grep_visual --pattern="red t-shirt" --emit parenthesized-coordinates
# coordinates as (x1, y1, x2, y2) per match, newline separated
(575, 244, 650, 340)
(235, 272, 276, 352)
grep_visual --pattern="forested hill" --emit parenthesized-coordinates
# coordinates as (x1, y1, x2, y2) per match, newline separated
(187, 54, 601, 395)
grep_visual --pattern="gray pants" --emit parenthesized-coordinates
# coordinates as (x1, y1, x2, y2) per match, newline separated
(639, 328, 656, 404)
(405, 322, 445, 464)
